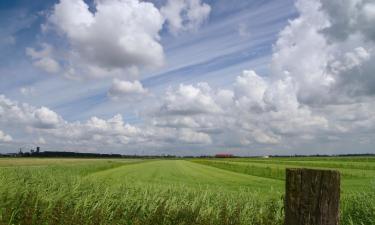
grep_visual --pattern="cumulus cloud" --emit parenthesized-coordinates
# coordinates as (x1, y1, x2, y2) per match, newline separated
(45, 0, 165, 78)
(0, 95, 61, 130)
(26, 43, 60, 73)
(234, 0, 375, 146)
(108, 79, 148, 100)
(321, 0, 375, 42)
(27, 0, 212, 81)
(0, 95, 145, 147)
(46, 114, 145, 146)
(148, 73, 327, 146)
(0, 130, 12, 143)
(33, 107, 62, 129)
(177, 128, 211, 144)
(0, 94, 216, 150)
(234, 70, 268, 111)
(146, 0, 375, 150)
(161, 0, 211, 35)
(266, 0, 375, 104)
(159, 83, 221, 115)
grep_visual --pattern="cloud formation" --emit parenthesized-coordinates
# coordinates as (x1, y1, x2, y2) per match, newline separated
(150, 71, 328, 147)
(270, 0, 374, 105)
(161, 0, 211, 35)
(0, 95, 143, 147)
(108, 79, 148, 100)
(145, 0, 375, 152)
(159, 83, 222, 115)
(321, 0, 375, 42)
(0, 95, 62, 130)
(45, 0, 165, 78)
(29, 0, 212, 79)
(5, 0, 375, 155)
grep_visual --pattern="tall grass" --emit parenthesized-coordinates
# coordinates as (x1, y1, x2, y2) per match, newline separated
(0, 159, 374, 225)
(341, 192, 375, 225)
(0, 161, 284, 225)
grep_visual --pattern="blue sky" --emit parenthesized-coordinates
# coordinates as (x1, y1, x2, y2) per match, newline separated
(1, 0, 295, 121)
(1, 0, 375, 155)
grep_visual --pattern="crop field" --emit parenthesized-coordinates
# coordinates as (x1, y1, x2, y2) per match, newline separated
(0, 157, 374, 225)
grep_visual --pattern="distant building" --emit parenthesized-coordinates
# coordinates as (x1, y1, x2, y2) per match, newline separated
(36, 146, 40, 153)
(262, 155, 269, 159)
(215, 153, 234, 158)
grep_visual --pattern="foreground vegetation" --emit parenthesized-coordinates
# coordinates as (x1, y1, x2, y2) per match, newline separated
(0, 157, 374, 225)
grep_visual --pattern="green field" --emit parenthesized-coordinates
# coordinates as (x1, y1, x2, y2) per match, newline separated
(0, 157, 374, 225)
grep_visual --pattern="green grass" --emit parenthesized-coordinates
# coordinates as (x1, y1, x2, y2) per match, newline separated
(191, 159, 375, 192)
(90, 160, 282, 192)
(0, 157, 374, 225)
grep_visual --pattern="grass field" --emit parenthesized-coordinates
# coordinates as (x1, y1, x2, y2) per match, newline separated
(0, 157, 374, 225)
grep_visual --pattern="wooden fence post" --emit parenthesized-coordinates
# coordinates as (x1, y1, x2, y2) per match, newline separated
(284, 168, 340, 225)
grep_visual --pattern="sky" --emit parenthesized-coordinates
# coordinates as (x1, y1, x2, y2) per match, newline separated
(0, 0, 375, 156)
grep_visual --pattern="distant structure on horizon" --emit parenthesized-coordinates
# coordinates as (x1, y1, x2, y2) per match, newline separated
(215, 153, 234, 158)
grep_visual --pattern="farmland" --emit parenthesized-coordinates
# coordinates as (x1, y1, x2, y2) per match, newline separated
(0, 157, 374, 225)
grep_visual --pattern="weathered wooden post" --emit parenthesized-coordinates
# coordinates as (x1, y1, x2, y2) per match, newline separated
(284, 168, 340, 225)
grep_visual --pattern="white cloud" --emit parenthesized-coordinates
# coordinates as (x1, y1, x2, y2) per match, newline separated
(26, 43, 60, 73)
(152, 116, 200, 129)
(0, 94, 146, 147)
(177, 128, 212, 144)
(321, 0, 375, 42)
(147, 69, 328, 147)
(0, 95, 33, 123)
(0, 94, 216, 149)
(0, 130, 12, 143)
(269, 0, 375, 103)
(161, 0, 211, 35)
(234, 71, 328, 142)
(47, 114, 144, 146)
(33, 107, 62, 129)
(108, 79, 148, 100)
(45, 0, 164, 78)
(234, 70, 268, 111)
(331, 47, 371, 73)
(160, 83, 221, 115)
(230, 0, 375, 146)
(0, 95, 61, 130)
